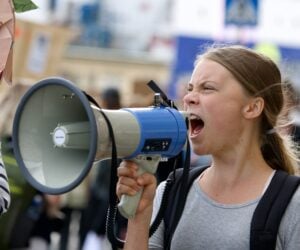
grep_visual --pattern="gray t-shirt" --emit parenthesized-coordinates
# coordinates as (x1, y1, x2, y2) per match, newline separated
(149, 172, 300, 250)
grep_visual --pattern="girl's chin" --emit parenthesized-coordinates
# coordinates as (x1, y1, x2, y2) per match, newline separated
(190, 143, 207, 155)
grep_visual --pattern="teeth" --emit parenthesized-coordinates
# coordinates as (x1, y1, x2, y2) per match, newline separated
(189, 114, 201, 120)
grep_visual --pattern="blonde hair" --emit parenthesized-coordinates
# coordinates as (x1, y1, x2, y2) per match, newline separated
(197, 45, 299, 174)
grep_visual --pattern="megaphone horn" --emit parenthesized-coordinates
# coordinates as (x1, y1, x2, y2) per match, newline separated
(12, 77, 188, 218)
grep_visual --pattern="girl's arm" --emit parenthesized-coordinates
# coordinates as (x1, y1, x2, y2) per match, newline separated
(117, 160, 157, 250)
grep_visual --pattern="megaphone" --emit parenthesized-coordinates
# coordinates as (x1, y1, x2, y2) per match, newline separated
(12, 77, 188, 218)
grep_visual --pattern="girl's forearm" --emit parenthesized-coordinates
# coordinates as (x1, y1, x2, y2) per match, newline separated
(124, 208, 152, 250)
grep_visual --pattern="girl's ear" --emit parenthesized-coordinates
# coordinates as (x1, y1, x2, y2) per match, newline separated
(242, 97, 265, 119)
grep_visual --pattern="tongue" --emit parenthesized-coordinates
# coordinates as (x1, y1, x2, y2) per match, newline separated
(192, 124, 203, 135)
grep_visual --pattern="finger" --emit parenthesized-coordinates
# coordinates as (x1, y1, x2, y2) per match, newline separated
(118, 161, 139, 178)
(137, 172, 157, 187)
(117, 167, 138, 179)
(119, 160, 138, 170)
(117, 182, 141, 197)
(118, 176, 141, 191)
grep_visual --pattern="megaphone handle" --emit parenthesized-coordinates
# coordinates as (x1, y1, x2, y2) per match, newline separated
(118, 155, 160, 219)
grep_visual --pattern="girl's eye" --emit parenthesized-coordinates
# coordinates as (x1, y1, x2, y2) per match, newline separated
(202, 85, 215, 91)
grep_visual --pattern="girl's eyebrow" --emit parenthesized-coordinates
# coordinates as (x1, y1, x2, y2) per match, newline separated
(189, 80, 218, 88)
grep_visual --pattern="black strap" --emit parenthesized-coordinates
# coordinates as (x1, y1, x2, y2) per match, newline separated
(83, 92, 121, 250)
(147, 80, 175, 108)
(164, 165, 209, 249)
(250, 170, 300, 250)
(149, 152, 184, 236)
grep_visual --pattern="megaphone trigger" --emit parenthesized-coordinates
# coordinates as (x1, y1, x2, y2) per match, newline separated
(117, 155, 161, 219)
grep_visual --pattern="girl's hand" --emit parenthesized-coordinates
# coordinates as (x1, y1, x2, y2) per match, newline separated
(116, 160, 157, 216)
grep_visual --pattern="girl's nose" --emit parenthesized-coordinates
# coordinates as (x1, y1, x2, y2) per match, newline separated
(183, 92, 199, 106)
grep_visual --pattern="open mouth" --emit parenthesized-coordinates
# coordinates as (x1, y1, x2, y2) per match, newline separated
(189, 114, 204, 137)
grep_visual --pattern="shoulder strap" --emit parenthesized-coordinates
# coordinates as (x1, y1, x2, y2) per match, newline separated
(163, 165, 209, 249)
(250, 170, 300, 250)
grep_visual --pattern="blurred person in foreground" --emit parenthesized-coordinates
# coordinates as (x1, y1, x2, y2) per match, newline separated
(0, 0, 38, 221)
(0, 0, 16, 219)
(0, 83, 64, 250)
(0, 83, 33, 249)
(116, 44, 300, 249)
(0, 1, 46, 249)
(0, 88, 11, 217)
(0, 143, 10, 216)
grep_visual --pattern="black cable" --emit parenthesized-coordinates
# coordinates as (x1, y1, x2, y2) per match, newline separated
(99, 109, 124, 249)
(83, 92, 124, 249)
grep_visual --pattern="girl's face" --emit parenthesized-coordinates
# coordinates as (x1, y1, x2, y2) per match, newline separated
(183, 59, 252, 156)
